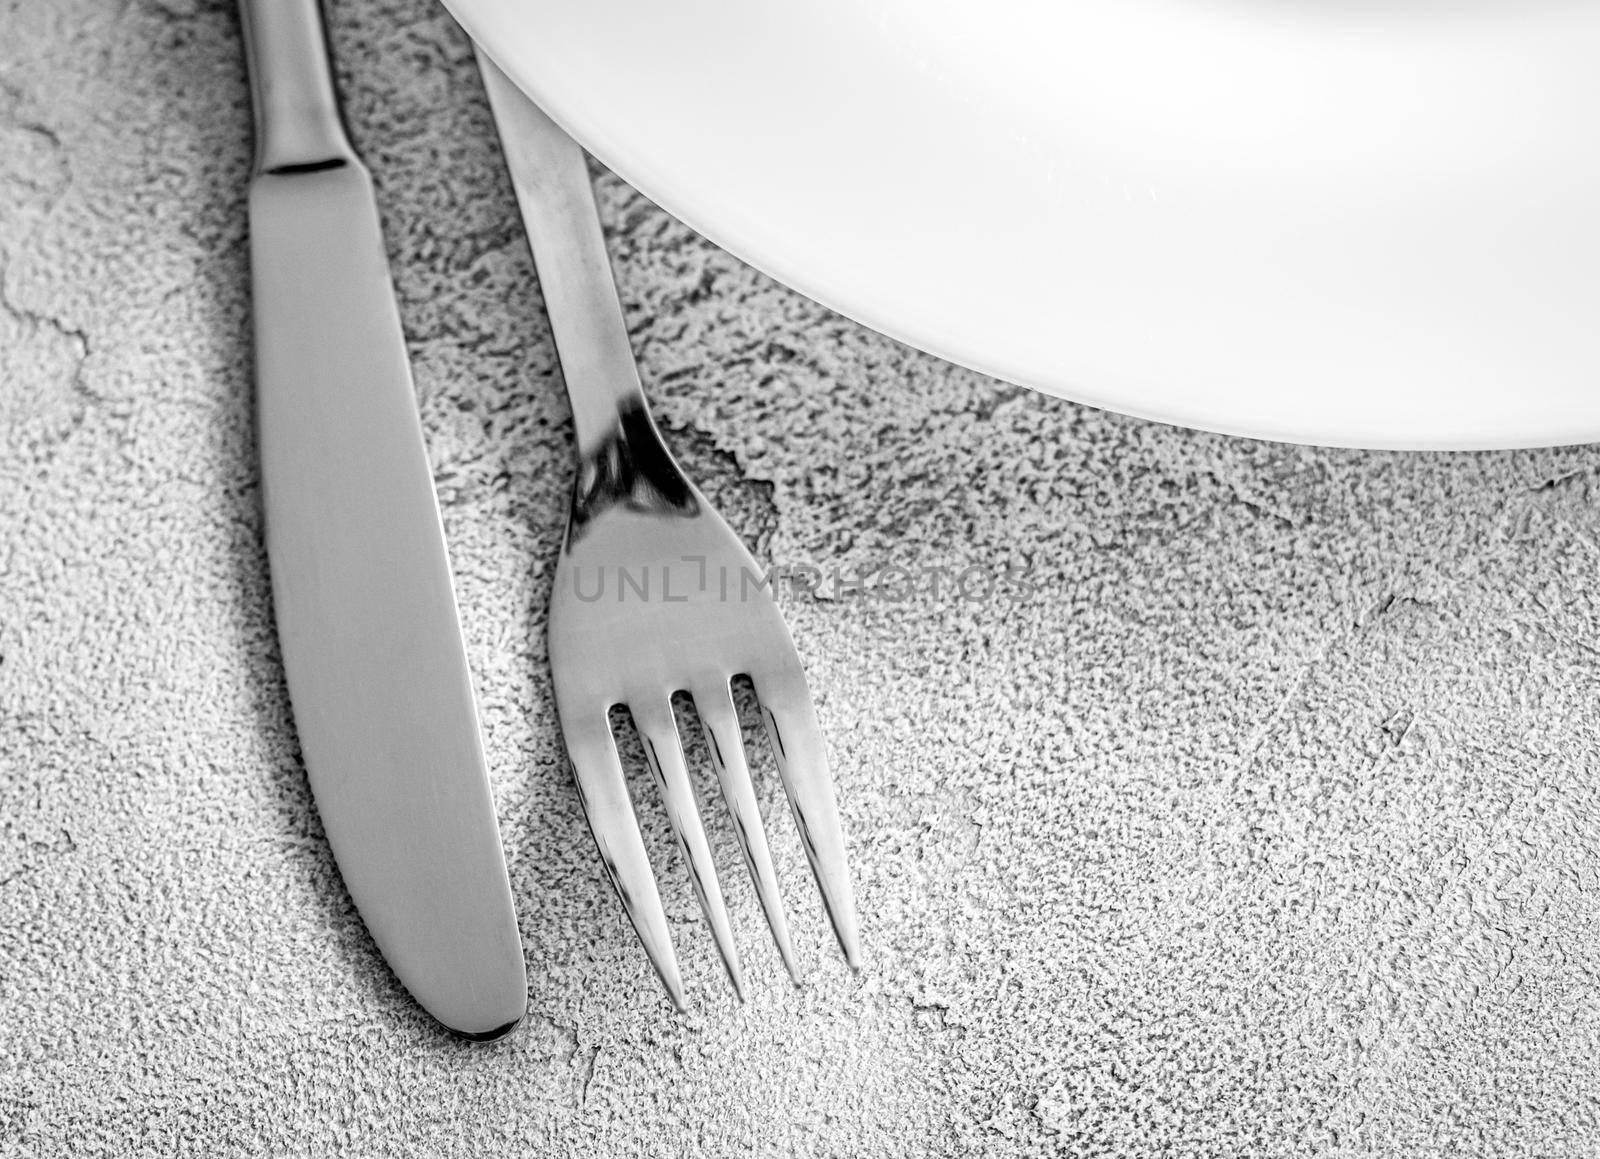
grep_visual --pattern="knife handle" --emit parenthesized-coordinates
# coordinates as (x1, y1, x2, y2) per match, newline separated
(238, 0, 355, 174)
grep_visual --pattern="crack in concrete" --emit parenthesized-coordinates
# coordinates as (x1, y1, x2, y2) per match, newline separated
(1226, 590, 1421, 796)
(1514, 470, 1600, 558)
(12, 119, 62, 157)
(0, 258, 100, 452)
(0, 95, 93, 455)
(1532, 469, 1588, 495)
(1206, 463, 1307, 530)
(0, 272, 91, 359)
(0, 73, 72, 200)
(1236, 496, 1302, 530)
(577, 1043, 600, 1106)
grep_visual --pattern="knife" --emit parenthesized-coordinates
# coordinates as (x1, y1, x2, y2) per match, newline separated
(238, 0, 525, 1038)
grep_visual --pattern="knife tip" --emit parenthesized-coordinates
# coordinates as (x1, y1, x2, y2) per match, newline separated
(451, 1013, 523, 1043)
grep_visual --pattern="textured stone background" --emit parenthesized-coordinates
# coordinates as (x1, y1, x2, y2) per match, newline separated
(4, 0, 1600, 1155)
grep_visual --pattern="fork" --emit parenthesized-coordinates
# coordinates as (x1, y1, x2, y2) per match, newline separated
(475, 53, 861, 1006)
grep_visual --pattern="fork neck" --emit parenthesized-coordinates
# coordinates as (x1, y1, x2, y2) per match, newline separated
(475, 54, 653, 460)
(238, 0, 356, 174)
(513, 131, 650, 460)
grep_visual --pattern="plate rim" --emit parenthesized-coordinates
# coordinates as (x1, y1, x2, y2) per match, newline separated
(447, 0, 1600, 452)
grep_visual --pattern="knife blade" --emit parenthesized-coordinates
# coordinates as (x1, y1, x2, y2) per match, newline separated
(239, 0, 525, 1038)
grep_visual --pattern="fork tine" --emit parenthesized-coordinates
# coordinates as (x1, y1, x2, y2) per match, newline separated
(750, 662, 862, 970)
(692, 680, 802, 985)
(629, 700, 746, 999)
(561, 707, 685, 1009)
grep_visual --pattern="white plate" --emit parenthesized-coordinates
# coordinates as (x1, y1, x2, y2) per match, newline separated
(446, 0, 1600, 449)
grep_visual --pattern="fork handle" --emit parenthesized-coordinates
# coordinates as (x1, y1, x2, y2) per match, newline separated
(475, 51, 650, 459)
(238, 0, 355, 174)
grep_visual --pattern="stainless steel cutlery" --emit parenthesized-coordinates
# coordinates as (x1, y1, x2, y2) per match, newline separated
(476, 53, 859, 1005)
(239, 0, 525, 1037)
(238, 0, 857, 1022)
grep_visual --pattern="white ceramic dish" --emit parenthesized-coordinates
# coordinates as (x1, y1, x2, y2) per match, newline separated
(445, 0, 1600, 449)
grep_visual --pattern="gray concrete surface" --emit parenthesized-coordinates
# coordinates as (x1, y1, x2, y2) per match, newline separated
(3, 0, 1600, 1155)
